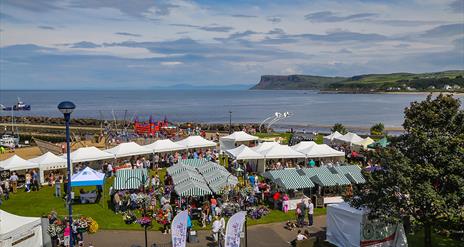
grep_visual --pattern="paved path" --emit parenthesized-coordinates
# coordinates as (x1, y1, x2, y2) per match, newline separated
(85, 215, 326, 247)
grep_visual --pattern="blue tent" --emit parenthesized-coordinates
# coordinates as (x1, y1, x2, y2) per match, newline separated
(71, 167, 105, 187)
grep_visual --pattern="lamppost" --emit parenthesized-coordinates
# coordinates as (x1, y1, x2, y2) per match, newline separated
(57, 101, 76, 247)
(229, 111, 232, 134)
(125, 174, 148, 247)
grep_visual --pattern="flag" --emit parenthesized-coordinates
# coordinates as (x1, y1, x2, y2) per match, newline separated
(225, 211, 246, 247)
(171, 210, 188, 247)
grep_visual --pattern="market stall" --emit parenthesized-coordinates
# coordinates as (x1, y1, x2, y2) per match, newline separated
(225, 144, 265, 172)
(263, 169, 314, 210)
(175, 136, 216, 149)
(367, 137, 390, 149)
(71, 167, 105, 204)
(104, 142, 153, 159)
(254, 143, 306, 173)
(0, 155, 39, 172)
(323, 131, 343, 144)
(327, 203, 407, 247)
(68, 146, 115, 163)
(297, 144, 345, 162)
(334, 132, 364, 146)
(219, 131, 259, 151)
(113, 168, 149, 190)
(0, 210, 43, 247)
(144, 139, 185, 153)
(353, 137, 375, 151)
(29, 152, 67, 185)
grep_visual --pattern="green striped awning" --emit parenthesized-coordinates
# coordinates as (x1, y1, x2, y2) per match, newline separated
(113, 168, 149, 190)
(178, 158, 208, 168)
(209, 176, 238, 193)
(174, 180, 212, 196)
(300, 166, 351, 186)
(166, 164, 196, 176)
(171, 170, 205, 185)
(334, 165, 366, 184)
(263, 169, 314, 190)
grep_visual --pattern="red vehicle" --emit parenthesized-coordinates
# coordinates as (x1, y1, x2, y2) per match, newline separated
(134, 116, 171, 136)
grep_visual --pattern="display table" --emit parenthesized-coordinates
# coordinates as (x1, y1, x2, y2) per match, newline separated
(80, 191, 97, 204)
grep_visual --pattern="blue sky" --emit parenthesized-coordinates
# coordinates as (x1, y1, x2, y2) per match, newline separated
(0, 0, 463, 89)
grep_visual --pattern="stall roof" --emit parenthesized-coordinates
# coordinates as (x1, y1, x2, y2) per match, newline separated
(291, 141, 316, 152)
(300, 167, 351, 186)
(144, 139, 185, 153)
(166, 163, 197, 176)
(220, 131, 259, 142)
(353, 137, 375, 149)
(104, 142, 152, 158)
(251, 142, 279, 154)
(178, 158, 209, 168)
(209, 176, 238, 193)
(0, 155, 39, 171)
(69, 146, 115, 163)
(71, 167, 105, 187)
(176, 136, 216, 149)
(299, 144, 345, 158)
(263, 169, 314, 190)
(29, 152, 67, 171)
(367, 137, 390, 148)
(259, 144, 306, 159)
(334, 132, 364, 145)
(174, 180, 212, 197)
(323, 131, 343, 141)
(334, 165, 366, 184)
(0, 210, 41, 240)
(171, 170, 205, 186)
(225, 144, 264, 160)
(113, 168, 148, 190)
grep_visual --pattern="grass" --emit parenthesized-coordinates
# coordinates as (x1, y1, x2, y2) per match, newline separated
(255, 132, 293, 144)
(407, 229, 464, 247)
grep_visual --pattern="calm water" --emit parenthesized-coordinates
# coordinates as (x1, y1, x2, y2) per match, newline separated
(1, 90, 461, 131)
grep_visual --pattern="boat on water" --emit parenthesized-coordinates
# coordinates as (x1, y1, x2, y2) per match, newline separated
(0, 134, 19, 148)
(1, 97, 31, 111)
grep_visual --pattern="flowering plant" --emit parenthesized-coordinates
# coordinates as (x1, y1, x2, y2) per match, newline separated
(137, 216, 152, 227)
(87, 217, 99, 234)
(47, 223, 64, 237)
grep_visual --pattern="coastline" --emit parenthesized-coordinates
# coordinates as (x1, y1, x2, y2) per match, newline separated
(318, 90, 464, 96)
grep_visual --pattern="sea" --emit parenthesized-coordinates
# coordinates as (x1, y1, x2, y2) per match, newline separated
(1, 90, 462, 134)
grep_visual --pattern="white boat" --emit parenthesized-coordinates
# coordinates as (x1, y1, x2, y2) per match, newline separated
(0, 134, 19, 148)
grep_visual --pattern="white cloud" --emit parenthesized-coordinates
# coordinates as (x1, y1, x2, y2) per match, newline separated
(160, 61, 183, 66)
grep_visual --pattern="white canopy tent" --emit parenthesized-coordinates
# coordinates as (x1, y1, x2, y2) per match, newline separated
(0, 210, 43, 247)
(225, 144, 264, 160)
(0, 155, 39, 171)
(291, 141, 316, 152)
(104, 142, 153, 158)
(327, 203, 407, 247)
(29, 152, 67, 184)
(251, 141, 279, 154)
(176, 136, 217, 149)
(144, 139, 186, 153)
(299, 144, 345, 159)
(323, 131, 343, 144)
(259, 144, 306, 159)
(68, 146, 115, 163)
(220, 131, 259, 150)
(334, 132, 364, 145)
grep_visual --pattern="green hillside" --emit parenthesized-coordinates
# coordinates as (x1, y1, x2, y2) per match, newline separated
(251, 70, 464, 92)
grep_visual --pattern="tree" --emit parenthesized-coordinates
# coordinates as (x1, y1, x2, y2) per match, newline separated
(331, 123, 347, 134)
(370, 122, 385, 136)
(349, 94, 464, 247)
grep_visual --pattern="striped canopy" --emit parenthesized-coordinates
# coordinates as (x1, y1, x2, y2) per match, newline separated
(113, 168, 148, 190)
(300, 166, 351, 186)
(209, 176, 239, 193)
(166, 164, 196, 176)
(334, 165, 366, 184)
(174, 180, 212, 196)
(179, 158, 208, 168)
(263, 169, 314, 190)
(171, 170, 205, 186)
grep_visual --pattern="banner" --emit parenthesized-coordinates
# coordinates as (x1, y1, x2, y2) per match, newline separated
(361, 221, 408, 247)
(171, 210, 188, 247)
(225, 211, 246, 247)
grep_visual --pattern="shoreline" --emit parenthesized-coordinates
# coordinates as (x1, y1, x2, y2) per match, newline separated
(318, 90, 464, 96)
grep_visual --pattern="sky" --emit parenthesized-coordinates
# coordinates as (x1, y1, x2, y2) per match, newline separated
(0, 0, 463, 89)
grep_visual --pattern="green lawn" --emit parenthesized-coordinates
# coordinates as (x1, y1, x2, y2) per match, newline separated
(255, 132, 293, 144)
(407, 229, 464, 247)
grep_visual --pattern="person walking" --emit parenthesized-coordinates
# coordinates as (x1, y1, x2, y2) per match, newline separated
(55, 176, 62, 197)
(212, 216, 221, 244)
(210, 196, 217, 217)
(9, 172, 18, 193)
(306, 198, 314, 226)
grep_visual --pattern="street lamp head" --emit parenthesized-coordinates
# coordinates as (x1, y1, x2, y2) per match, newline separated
(57, 101, 76, 115)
